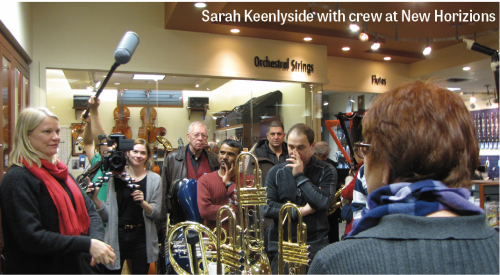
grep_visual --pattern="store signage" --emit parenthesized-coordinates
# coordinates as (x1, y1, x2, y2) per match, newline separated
(372, 74, 386, 86)
(254, 56, 314, 75)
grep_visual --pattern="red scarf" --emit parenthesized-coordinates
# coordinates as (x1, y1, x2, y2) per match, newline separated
(22, 158, 90, 236)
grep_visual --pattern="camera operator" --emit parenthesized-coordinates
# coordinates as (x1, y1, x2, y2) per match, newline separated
(82, 96, 112, 202)
(88, 138, 162, 274)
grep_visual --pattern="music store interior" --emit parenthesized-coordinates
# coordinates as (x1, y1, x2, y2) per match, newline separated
(0, 1, 499, 274)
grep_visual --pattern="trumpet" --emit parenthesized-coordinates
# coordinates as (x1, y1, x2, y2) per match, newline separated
(216, 205, 245, 274)
(278, 202, 311, 275)
(234, 152, 271, 274)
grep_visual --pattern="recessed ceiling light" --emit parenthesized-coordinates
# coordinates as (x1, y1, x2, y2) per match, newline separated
(447, 87, 461, 91)
(195, 84, 199, 88)
(371, 42, 381, 50)
(304, 37, 312, 41)
(132, 74, 165, 80)
(349, 23, 360, 32)
(342, 47, 350, 51)
(463, 66, 471, 71)
(115, 83, 120, 85)
(384, 57, 391, 61)
(206, 88, 210, 90)
(194, 3, 206, 8)
(230, 29, 240, 33)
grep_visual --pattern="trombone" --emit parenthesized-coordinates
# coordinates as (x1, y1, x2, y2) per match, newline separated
(278, 202, 312, 275)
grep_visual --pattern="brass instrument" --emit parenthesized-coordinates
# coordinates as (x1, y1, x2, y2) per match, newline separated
(235, 152, 272, 274)
(278, 202, 311, 275)
(167, 221, 217, 275)
(156, 135, 173, 151)
(328, 186, 344, 215)
(216, 205, 245, 274)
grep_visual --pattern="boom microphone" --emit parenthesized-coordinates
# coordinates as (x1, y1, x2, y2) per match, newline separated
(114, 31, 140, 65)
(82, 31, 140, 119)
(463, 39, 498, 56)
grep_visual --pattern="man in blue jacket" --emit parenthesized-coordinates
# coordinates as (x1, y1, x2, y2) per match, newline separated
(263, 123, 336, 274)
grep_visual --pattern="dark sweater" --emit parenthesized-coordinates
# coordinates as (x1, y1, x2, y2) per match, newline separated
(309, 214, 500, 274)
(0, 165, 104, 274)
(263, 156, 336, 253)
(254, 138, 289, 165)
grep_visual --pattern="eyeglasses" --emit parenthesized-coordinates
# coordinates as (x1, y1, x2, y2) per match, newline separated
(190, 133, 209, 139)
(353, 141, 371, 159)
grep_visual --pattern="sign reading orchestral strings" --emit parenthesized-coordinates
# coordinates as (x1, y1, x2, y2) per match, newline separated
(254, 56, 314, 75)
(202, 9, 496, 24)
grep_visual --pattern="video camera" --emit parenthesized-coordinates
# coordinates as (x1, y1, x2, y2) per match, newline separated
(101, 134, 135, 173)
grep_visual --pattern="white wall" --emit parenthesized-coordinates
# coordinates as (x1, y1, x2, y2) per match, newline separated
(0, 2, 33, 57)
(31, 2, 328, 108)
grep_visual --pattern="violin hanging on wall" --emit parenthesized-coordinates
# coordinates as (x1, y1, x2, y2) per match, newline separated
(138, 91, 158, 143)
(111, 91, 133, 139)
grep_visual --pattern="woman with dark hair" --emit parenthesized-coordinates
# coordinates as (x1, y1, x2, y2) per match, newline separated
(0, 107, 116, 273)
(309, 80, 499, 274)
(90, 138, 162, 274)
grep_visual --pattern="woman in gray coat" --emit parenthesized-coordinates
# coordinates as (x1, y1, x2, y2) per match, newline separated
(91, 138, 162, 274)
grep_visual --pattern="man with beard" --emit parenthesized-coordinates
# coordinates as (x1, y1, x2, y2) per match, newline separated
(197, 139, 253, 233)
(161, 121, 219, 218)
(252, 120, 288, 165)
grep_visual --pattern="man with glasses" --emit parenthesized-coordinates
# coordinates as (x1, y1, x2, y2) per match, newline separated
(161, 121, 220, 218)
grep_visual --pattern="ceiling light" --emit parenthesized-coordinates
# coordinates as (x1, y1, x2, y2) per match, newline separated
(371, 33, 380, 50)
(384, 57, 391, 61)
(323, 101, 329, 106)
(114, 83, 120, 85)
(194, 3, 206, 8)
(342, 47, 350, 51)
(206, 88, 209, 90)
(212, 116, 217, 120)
(132, 74, 165, 80)
(470, 93, 476, 103)
(463, 66, 471, 71)
(359, 31, 369, 42)
(470, 103, 476, 109)
(195, 84, 200, 88)
(349, 23, 360, 32)
(447, 87, 461, 91)
(423, 37, 431, 55)
(230, 29, 240, 33)
(304, 37, 312, 41)
(94, 81, 101, 88)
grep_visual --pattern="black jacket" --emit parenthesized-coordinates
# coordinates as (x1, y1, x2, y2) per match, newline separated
(253, 138, 289, 165)
(161, 145, 219, 217)
(0, 165, 104, 274)
(263, 156, 337, 253)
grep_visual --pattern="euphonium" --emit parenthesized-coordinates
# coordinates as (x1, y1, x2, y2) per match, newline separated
(278, 202, 312, 275)
(166, 221, 217, 275)
(235, 152, 271, 274)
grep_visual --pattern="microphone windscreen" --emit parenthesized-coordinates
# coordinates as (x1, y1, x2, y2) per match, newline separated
(114, 31, 139, 64)
(98, 134, 107, 141)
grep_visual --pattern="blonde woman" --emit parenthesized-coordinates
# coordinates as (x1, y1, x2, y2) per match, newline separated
(90, 138, 162, 274)
(0, 107, 116, 273)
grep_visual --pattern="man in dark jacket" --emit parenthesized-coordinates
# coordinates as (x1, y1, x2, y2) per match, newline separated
(253, 120, 289, 165)
(161, 121, 219, 218)
(263, 123, 337, 274)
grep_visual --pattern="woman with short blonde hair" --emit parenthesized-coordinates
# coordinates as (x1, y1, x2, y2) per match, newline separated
(0, 107, 116, 273)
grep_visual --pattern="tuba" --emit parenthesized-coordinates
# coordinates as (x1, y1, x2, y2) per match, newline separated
(234, 152, 271, 274)
(278, 202, 312, 275)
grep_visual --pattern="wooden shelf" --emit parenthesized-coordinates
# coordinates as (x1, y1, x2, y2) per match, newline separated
(187, 107, 208, 119)
(214, 124, 244, 132)
(471, 180, 499, 209)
